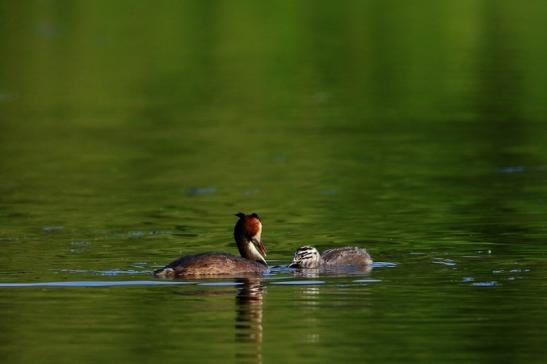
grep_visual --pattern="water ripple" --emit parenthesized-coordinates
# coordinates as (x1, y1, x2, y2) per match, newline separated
(432, 258, 457, 266)
(271, 280, 325, 285)
(198, 281, 244, 286)
(0, 280, 193, 288)
(353, 278, 382, 283)
(471, 281, 499, 287)
(373, 261, 398, 268)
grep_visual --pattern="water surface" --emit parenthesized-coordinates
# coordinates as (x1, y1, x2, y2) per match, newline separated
(1, 1, 547, 363)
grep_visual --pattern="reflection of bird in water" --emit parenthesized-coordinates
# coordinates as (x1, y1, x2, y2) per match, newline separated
(154, 213, 268, 277)
(235, 278, 264, 364)
(289, 246, 373, 270)
(167, 278, 265, 364)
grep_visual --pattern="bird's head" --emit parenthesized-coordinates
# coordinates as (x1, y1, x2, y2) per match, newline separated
(234, 212, 267, 265)
(289, 245, 322, 268)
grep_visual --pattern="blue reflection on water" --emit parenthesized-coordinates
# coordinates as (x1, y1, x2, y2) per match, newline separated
(0, 281, 193, 287)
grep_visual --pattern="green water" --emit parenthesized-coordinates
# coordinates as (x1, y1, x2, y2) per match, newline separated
(2, 1, 547, 363)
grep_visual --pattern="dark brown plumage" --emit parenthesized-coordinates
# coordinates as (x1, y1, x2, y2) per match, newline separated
(154, 252, 266, 277)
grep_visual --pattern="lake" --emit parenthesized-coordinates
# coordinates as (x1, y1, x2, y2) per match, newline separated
(1, 1, 547, 363)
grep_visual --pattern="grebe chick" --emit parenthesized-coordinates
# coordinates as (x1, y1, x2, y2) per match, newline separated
(154, 213, 268, 278)
(289, 245, 372, 269)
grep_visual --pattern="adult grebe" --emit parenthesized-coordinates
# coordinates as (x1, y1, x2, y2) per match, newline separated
(154, 213, 268, 277)
(288, 245, 372, 269)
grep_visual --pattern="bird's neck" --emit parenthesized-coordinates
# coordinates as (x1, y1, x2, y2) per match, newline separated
(236, 237, 267, 266)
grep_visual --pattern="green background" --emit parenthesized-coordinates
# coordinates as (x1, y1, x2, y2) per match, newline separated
(1, 1, 547, 363)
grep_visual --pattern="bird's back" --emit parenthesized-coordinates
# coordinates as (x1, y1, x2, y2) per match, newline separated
(321, 247, 373, 266)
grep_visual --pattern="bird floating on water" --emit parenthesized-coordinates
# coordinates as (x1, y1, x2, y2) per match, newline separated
(154, 212, 267, 277)
(289, 245, 372, 269)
